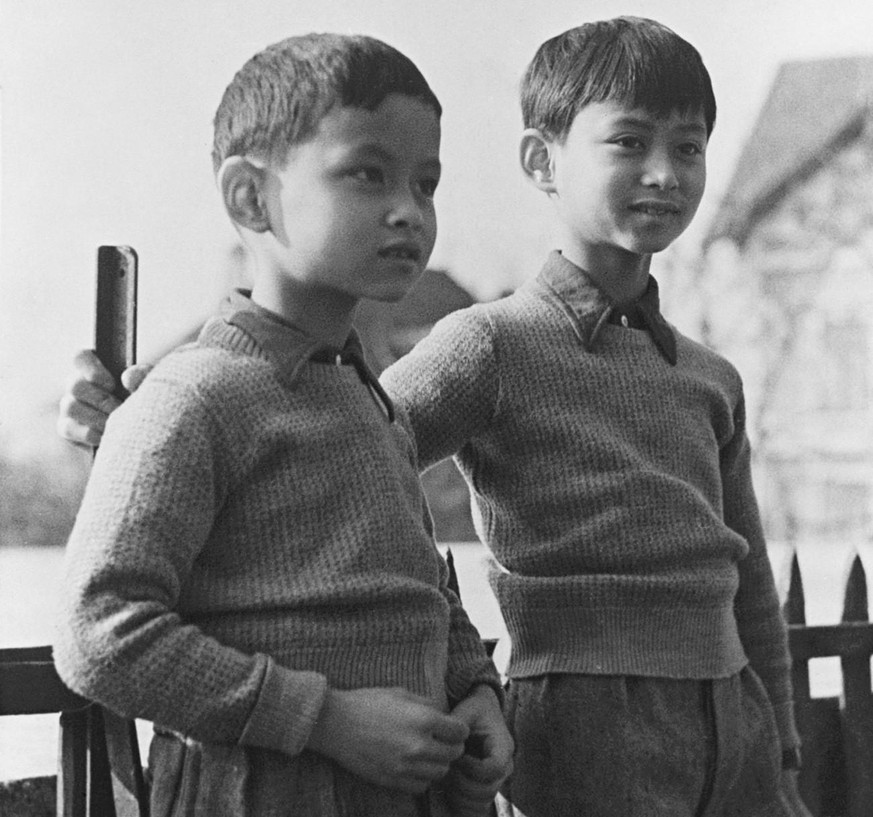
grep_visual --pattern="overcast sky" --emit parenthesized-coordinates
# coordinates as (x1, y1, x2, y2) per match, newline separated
(3, 0, 873, 436)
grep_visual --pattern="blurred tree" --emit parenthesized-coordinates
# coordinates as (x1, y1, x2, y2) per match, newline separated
(0, 409, 89, 549)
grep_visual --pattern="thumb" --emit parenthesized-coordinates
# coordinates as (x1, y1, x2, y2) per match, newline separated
(121, 364, 153, 393)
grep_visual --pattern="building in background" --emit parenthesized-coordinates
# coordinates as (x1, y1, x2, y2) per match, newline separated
(702, 56, 873, 547)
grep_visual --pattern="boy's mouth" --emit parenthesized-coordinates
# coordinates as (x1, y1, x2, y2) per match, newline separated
(629, 201, 681, 217)
(378, 243, 422, 262)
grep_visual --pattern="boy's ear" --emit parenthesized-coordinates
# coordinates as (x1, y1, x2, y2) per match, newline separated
(218, 157, 271, 233)
(520, 128, 557, 193)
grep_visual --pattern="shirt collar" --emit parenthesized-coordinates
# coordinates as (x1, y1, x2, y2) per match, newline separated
(204, 289, 366, 383)
(535, 250, 677, 365)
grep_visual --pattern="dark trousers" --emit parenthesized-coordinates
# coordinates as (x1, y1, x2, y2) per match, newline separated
(497, 667, 791, 817)
(148, 729, 451, 817)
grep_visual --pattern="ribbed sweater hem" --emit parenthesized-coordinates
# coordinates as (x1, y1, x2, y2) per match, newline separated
(201, 628, 453, 704)
(500, 599, 748, 680)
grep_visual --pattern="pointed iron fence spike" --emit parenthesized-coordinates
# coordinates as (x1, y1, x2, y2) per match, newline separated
(783, 550, 806, 625)
(841, 553, 869, 624)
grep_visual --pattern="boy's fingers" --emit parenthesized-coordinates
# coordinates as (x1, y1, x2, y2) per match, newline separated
(121, 364, 152, 393)
(72, 348, 115, 389)
(56, 412, 102, 448)
(430, 714, 470, 746)
(421, 737, 466, 767)
(57, 394, 109, 447)
(454, 753, 510, 784)
(68, 378, 121, 415)
(408, 760, 456, 785)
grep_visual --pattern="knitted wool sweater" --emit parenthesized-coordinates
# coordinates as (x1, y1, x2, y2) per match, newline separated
(381, 251, 799, 748)
(54, 292, 498, 759)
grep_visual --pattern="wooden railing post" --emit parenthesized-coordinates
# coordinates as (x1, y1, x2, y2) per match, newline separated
(785, 547, 873, 817)
(0, 646, 148, 817)
(785, 552, 810, 701)
(839, 555, 873, 817)
(784, 551, 847, 816)
(58, 708, 88, 817)
(102, 707, 150, 816)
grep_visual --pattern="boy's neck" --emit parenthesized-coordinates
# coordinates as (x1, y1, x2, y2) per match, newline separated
(250, 279, 357, 348)
(560, 244, 652, 304)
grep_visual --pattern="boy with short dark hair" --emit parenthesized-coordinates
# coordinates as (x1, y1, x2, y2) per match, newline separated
(380, 16, 809, 817)
(54, 32, 511, 817)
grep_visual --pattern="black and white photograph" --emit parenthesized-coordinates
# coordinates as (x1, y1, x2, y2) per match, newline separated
(2, 1, 873, 815)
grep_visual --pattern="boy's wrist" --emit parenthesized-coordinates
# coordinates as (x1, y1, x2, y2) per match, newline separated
(461, 681, 501, 711)
(459, 668, 505, 708)
(468, 682, 499, 702)
(306, 687, 344, 757)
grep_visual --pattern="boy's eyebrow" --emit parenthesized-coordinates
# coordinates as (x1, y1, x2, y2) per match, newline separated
(673, 122, 709, 138)
(609, 115, 708, 138)
(343, 142, 442, 169)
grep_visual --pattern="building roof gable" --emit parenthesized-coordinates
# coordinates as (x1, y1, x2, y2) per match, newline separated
(706, 56, 873, 245)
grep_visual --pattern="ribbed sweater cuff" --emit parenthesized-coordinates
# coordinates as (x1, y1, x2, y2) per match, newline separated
(238, 658, 328, 756)
(446, 657, 505, 709)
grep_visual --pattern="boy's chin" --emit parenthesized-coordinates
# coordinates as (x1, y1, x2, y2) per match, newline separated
(624, 233, 682, 256)
(372, 270, 428, 303)
(363, 281, 421, 305)
(629, 219, 694, 254)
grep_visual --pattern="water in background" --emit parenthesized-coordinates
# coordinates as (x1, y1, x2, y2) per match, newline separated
(1, 541, 867, 781)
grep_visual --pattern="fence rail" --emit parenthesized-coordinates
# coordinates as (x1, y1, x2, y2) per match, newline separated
(0, 646, 149, 817)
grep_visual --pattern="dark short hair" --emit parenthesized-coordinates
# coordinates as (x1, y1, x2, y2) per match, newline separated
(212, 33, 441, 172)
(521, 17, 716, 141)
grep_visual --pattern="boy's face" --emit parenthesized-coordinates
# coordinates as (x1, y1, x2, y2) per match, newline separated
(262, 93, 440, 308)
(548, 100, 707, 267)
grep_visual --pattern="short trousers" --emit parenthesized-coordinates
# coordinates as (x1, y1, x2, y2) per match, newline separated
(147, 728, 450, 817)
(496, 667, 792, 817)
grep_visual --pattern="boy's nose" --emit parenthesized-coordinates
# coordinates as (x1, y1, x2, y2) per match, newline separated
(387, 189, 425, 230)
(642, 154, 679, 191)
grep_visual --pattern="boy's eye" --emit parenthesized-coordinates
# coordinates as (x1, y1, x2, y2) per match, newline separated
(678, 142, 705, 158)
(351, 166, 385, 184)
(613, 135, 645, 150)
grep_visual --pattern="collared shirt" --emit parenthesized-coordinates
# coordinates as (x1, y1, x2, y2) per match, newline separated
(219, 290, 394, 420)
(538, 251, 677, 364)
(219, 289, 359, 379)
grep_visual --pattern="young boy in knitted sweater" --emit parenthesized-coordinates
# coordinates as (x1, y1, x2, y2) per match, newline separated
(380, 18, 810, 817)
(58, 17, 810, 817)
(53, 33, 512, 817)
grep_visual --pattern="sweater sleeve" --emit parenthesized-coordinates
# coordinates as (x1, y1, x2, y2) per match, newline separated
(53, 373, 327, 757)
(722, 395, 800, 750)
(381, 306, 500, 471)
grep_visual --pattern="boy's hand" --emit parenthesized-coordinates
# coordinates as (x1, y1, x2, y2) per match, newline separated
(444, 684, 514, 816)
(57, 349, 151, 447)
(307, 687, 469, 794)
